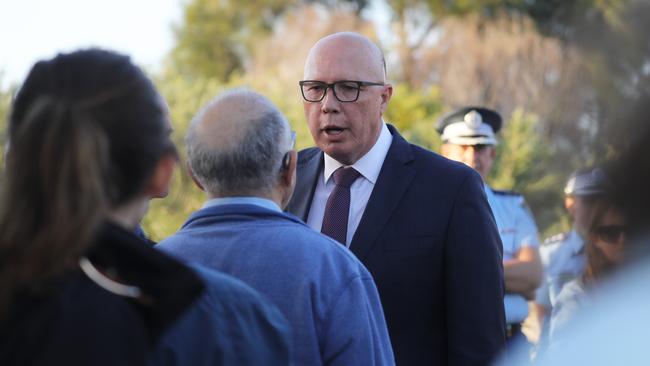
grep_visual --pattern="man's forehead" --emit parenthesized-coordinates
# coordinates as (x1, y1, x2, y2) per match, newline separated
(304, 35, 384, 80)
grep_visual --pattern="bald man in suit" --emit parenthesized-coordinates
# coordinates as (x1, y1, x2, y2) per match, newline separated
(287, 32, 506, 365)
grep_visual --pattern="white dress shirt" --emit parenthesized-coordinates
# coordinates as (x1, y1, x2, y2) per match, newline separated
(306, 122, 393, 247)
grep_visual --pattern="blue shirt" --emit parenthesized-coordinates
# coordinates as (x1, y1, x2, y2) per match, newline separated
(548, 278, 587, 349)
(157, 202, 395, 366)
(536, 229, 586, 309)
(485, 186, 540, 323)
(502, 254, 650, 365)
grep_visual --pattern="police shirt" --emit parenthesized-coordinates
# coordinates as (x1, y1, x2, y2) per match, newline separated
(535, 229, 586, 309)
(485, 185, 540, 324)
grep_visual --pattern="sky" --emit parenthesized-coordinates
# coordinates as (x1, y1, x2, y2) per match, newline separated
(0, 0, 184, 89)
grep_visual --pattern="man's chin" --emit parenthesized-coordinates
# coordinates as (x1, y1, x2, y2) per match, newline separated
(322, 145, 356, 165)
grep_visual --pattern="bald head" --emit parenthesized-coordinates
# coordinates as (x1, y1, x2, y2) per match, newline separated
(187, 89, 292, 196)
(304, 32, 386, 82)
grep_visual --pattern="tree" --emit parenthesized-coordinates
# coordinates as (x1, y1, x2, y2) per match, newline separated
(170, 0, 370, 82)
(0, 79, 15, 165)
(489, 109, 563, 237)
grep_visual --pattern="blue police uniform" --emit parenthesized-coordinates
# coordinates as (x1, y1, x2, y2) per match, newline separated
(485, 185, 540, 324)
(535, 229, 586, 310)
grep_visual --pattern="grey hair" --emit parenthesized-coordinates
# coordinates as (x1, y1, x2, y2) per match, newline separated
(186, 90, 292, 197)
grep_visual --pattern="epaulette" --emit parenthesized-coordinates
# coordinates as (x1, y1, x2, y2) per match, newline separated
(543, 232, 569, 246)
(492, 189, 522, 197)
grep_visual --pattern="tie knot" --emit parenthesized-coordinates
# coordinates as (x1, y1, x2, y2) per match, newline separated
(333, 167, 360, 188)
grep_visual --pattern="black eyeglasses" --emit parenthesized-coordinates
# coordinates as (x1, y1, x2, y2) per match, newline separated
(299, 80, 385, 103)
(594, 225, 627, 244)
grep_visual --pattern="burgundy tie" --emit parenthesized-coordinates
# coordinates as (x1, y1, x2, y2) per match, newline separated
(321, 167, 360, 245)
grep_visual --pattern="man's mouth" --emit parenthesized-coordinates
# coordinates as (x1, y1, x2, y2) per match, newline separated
(323, 127, 345, 135)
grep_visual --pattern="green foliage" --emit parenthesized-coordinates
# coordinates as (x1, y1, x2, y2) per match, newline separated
(0, 80, 15, 165)
(488, 109, 567, 238)
(171, 0, 294, 82)
(384, 83, 443, 151)
(171, 0, 370, 82)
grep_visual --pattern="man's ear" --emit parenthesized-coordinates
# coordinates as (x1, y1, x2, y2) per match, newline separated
(279, 151, 298, 209)
(187, 162, 206, 192)
(565, 196, 576, 215)
(146, 153, 177, 199)
(380, 83, 393, 114)
(440, 143, 450, 157)
(280, 151, 297, 187)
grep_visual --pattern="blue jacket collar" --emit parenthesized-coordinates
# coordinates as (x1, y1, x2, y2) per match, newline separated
(183, 203, 307, 229)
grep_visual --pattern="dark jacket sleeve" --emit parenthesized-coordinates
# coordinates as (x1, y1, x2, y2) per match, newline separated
(445, 170, 506, 365)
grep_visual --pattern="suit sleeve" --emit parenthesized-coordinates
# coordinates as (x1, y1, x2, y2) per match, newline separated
(445, 171, 506, 364)
(321, 272, 396, 366)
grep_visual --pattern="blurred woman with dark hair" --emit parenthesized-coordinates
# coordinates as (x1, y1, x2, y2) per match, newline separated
(548, 196, 626, 346)
(0, 49, 289, 365)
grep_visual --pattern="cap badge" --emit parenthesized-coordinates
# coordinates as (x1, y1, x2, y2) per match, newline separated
(464, 110, 483, 130)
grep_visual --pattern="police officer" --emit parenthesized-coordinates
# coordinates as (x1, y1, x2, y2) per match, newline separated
(533, 167, 608, 348)
(437, 106, 543, 349)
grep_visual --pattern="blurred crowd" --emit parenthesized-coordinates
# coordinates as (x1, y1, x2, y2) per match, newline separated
(0, 31, 648, 366)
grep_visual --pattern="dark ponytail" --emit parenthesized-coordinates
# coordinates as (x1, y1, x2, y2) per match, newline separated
(0, 49, 173, 317)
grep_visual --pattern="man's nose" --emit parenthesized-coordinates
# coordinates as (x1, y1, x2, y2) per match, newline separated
(320, 87, 340, 113)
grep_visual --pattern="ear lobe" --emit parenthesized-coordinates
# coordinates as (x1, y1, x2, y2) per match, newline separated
(147, 154, 177, 199)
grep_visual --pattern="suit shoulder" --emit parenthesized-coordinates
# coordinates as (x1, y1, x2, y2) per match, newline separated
(409, 143, 477, 177)
(296, 147, 320, 163)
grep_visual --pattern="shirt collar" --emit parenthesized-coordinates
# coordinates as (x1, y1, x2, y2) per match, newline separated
(323, 122, 393, 185)
(203, 196, 282, 212)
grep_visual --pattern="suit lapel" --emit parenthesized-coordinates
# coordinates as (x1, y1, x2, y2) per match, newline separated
(286, 148, 323, 221)
(350, 126, 415, 261)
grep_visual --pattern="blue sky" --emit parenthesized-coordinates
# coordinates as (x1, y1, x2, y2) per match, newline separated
(0, 0, 184, 88)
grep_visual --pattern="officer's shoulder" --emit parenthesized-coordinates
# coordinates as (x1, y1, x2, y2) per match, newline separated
(492, 189, 528, 207)
(542, 232, 570, 247)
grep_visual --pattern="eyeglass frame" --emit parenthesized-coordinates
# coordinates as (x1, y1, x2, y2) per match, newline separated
(594, 224, 627, 244)
(299, 80, 385, 103)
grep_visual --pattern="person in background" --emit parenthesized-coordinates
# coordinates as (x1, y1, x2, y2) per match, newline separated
(158, 89, 394, 366)
(502, 98, 650, 366)
(0, 49, 289, 366)
(286, 32, 505, 365)
(534, 167, 608, 349)
(548, 198, 626, 346)
(437, 106, 542, 354)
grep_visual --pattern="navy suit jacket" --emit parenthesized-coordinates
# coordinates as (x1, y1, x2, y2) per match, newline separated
(286, 125, 506, 365)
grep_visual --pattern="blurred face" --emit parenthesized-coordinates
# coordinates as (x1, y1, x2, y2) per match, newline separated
(591, 208, 626, 264)
(565, 195, 597, 237)
(302, 34, 393, 165)
(441, 143, 496, 180)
